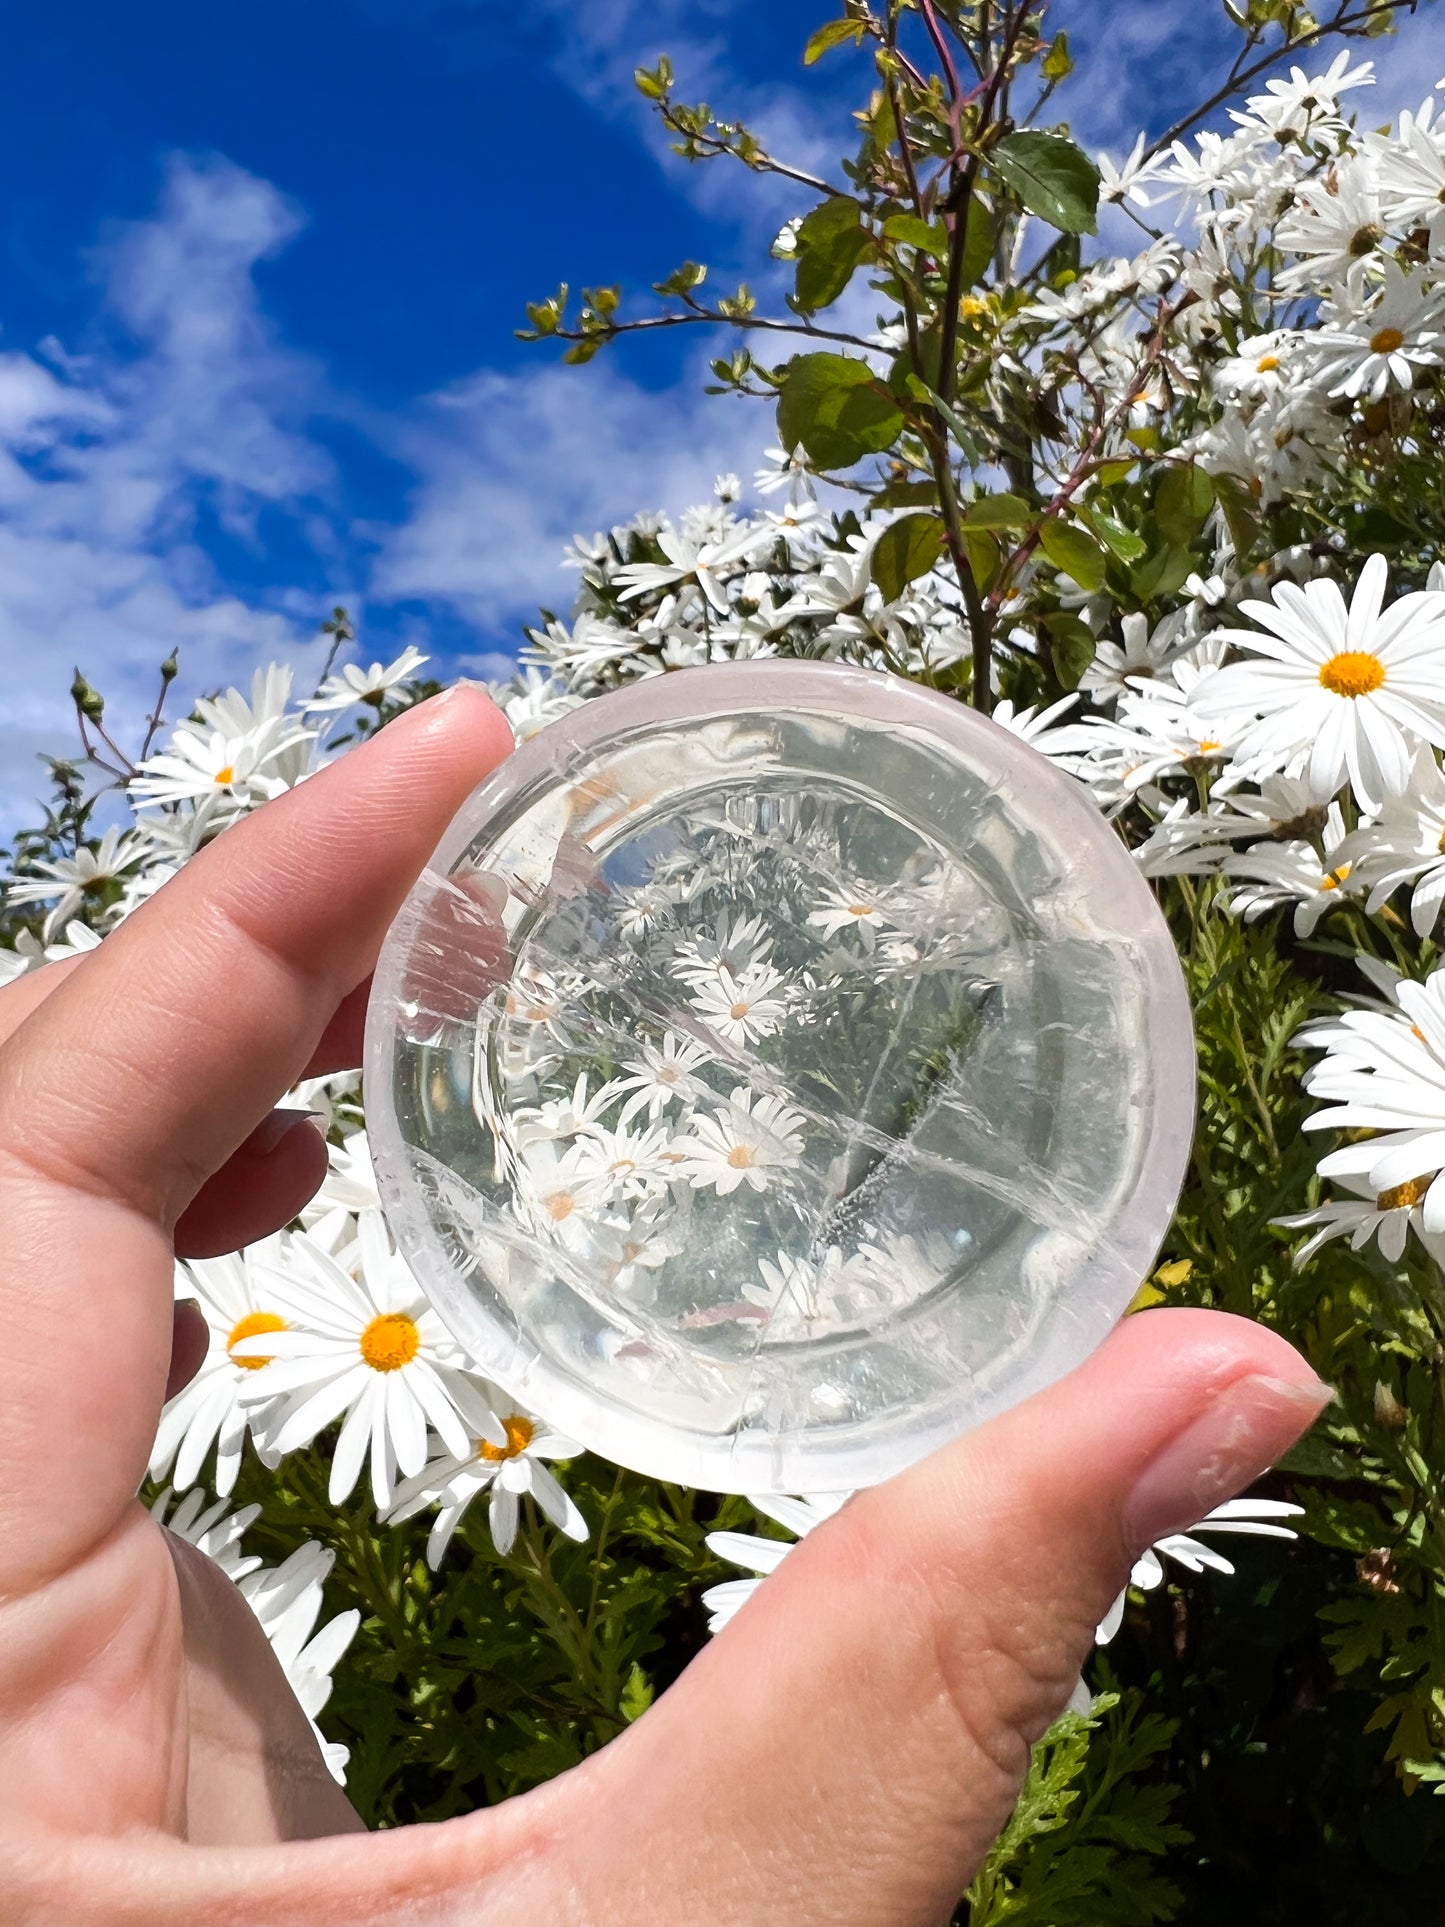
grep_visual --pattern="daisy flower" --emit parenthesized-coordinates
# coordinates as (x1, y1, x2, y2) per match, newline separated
(386, 1389, 588, 1565)
(1312, 264, 1444, 403)
(300, 1125, 382, 1250)
(613, 522, 766, 613)
(149, 1486, 263, 1583)
(1221, 802, 1355, 936)
(688, 960, 791, 1046)
(1191, 554, 1445, 813)
(308, 645, 429, 714)
(130, 718, 311, 813)
(5, 826, 151, 935)
(232, 1214, 505, 1510)
(614, 1030, 716, 1122)
(671, 912, 773, 986)
(1334, 748, 1445, 935)
(1275, 1171, 1445, 1267)
(702, 1494, 852, 1633)
(598, 1199, 688, 1302)
(1274, 154, 1386, 291)
(1368, 102, 1445, 245)
(571, 1120, 675, 1201)
(806, 885, 894, 943)
(1079, 610, 1192, 703)
(1095, 1498, 1303, 1644)
(1301, 966, 1445, 1232)
(678, 1085, 807, 1196)
(1230, 50, 1374, 145)
(239, 1542, 360, 1784)
(513, 1137, 610, 1252)
(149, 1236, 315, 1496)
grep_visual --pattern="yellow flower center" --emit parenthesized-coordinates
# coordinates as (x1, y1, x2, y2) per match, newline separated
(545, 1191, 577, 1223)
(359, 1311, 420, 1372)
(479, 1414, 535, 1462)
(227, 1309, 286, 1371)
(730, 1000, 751, 1021)
(727, 1144, 755, 1169)
(214, 764, 236, 786)
(1349, 223, 1383, 258)
(847, 903, 874, 918)
(1377, 1176, 1430, 1211)
(1437, 823, 1445, 855)
(1369, 325, 1405, 355)
(1197, 738, 1224, 754)
(1320, 862, 1352, 892)
(1319, 650, 1385, 698)
(1255, 353, 1281, 372)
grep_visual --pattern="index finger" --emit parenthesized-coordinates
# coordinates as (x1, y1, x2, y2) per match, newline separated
(0, 685, 511, 1587)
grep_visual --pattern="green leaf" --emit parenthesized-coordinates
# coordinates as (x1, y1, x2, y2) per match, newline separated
(1130, 542, 1194, 600)
(872, 513, 946, 601)
(1156, 463, 1216, 544)
(881, 212, 948, 254)
(1039, 518, 1108, 590)
(793, 198, 871, 313)
(962, 528, 1001, 593)
(1041, 29, 1074, 80)
(802, 16, 866, 63)
(990, 130, 1101, 235)
(776, 353, 904, 469)
(964, 492, 1031, 530)
(1212, 470, 1262, 561)
(958, 199, 997, 287)
(1086, 507, 1148, 565)
(1045, 613, 1098, 690)
(872, 477, 939, 508)
(633, 56, 673, 99)
(620, 1662, 654, 1723)
(653, 260, 707, 298)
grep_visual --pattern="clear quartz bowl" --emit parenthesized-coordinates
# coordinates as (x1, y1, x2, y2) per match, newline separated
(364, 661, 1194, 1494)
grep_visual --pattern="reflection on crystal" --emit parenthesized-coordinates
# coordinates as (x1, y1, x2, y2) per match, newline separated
(374, 674, 1191, 1490)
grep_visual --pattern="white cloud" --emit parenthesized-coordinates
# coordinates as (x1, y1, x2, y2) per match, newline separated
(372, 354, 777, 636)
(0, 155, 337, 830)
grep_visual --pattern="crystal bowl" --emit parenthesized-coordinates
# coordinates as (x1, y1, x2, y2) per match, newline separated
(364, 661, 1194, 1493)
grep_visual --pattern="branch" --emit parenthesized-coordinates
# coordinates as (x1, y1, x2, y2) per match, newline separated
(552, 310, 881, 353)
(1144, 0, 1416, 161)
(657, 106, 854, 202)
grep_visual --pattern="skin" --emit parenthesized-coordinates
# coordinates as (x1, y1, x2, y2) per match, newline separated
(0, 684, 1331, 1926)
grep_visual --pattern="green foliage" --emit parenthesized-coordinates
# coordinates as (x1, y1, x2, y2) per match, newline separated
(1037, 518, 1107, 591)
(967, 1690, 1186, 1923)
(872, 511, 945, 600)
(988, 130, 1101, 236)
(792, 197, 871, 313)
(776, 351, 904, 469)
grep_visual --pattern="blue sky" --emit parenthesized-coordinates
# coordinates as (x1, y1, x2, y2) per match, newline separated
(0, 0, 1440, 825)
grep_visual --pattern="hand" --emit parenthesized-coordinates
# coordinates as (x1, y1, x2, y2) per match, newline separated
(0, 686, 1331, 1926)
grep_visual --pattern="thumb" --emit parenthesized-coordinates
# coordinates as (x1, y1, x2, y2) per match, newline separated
(534, 1307, 1330, 1927)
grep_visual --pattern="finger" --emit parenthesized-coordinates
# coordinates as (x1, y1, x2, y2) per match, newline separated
(519, 1307, 1330, 1927)
(0, 686, 512, 1586)
(300, 977, 373, 1079)
(165, 1301, 212, 1402)
(0, 954, 86, 1046)
(174, 1111, 329, 1259)
(0, 960, 370, 1080)
(25, 1308, 1329, 1926)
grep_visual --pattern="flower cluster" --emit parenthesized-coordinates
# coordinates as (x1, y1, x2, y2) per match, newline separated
(18, 47, 1445, 1781)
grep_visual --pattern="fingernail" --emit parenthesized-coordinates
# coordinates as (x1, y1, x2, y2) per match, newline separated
(1125, 1372, 1333, 1549)
(245, 1109, 327, 1156)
